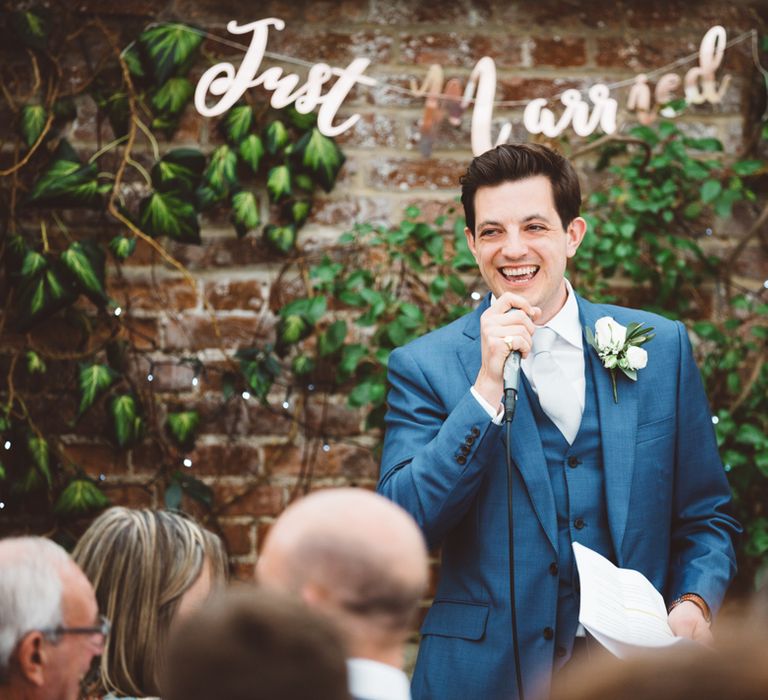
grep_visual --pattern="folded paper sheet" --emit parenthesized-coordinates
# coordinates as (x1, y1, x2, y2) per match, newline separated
(573, 542, 687, 658)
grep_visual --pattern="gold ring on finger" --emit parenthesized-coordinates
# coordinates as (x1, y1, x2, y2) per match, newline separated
(503, 335, 515, 352)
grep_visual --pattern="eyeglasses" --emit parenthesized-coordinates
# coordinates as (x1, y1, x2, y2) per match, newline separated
(39, 615, 111, 645)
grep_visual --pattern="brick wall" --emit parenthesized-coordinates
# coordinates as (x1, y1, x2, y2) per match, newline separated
(1, 0, 766, 603)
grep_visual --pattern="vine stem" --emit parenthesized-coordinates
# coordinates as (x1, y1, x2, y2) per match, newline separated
(88, 134, 129, 163)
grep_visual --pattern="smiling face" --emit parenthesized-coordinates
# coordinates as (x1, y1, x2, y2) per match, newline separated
(465, 176, 587, 324)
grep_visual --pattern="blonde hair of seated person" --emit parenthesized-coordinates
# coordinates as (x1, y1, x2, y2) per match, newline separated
(73, 507, 227, 698)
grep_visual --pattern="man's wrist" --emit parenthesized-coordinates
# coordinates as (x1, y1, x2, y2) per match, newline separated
(668, 593, 711, 623)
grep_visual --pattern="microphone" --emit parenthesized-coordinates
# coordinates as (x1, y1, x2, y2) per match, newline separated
(503, 348, 521, 423)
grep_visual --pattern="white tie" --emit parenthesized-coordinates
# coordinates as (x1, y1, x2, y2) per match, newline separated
(531, 327, 581, 444)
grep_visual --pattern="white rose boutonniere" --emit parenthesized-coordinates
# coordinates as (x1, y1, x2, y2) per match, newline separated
(586, 317, 655, 403)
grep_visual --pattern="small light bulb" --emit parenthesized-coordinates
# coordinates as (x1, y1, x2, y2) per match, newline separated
(99, 473, 106, 481)
(3, 441, 10, 450)
(183, 458, 192, 468)
(242, 391, 251, 400)
(0, 502, 5, 510)
(471, 291, 482, 301)
(147, 373, 154, 382)
(192, 376, 199, 387)
(113, 306, 122, 317)
(282, 401, 290, 409)
(724, 463, 732, 472)
(322, 443, 330, 453)
(711, 416, 719, 425)
(705, 228, 713, 236)
(308, 384, 315, 392)
(763, 279, 768, 290)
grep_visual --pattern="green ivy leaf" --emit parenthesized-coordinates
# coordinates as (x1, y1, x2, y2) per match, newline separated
(286, 200, 311, 227)
(195, 185, 223, 211)
(292, 354, 315, 376)
(26, 143, 106, 209)
(21, 105, 47, 147)
(263, 223, 297, 254)
(152, 148, 206, 194)
(339, 344, 367, 379)
(122, 44, 146, 78)
(110, 394, 143, 448)
(0, 462, 5, 481)
(732, 160, 763, 176)
(138, 22, 203, 85)
(60, 241, 107, 303)
(26, 350, 46, 374)
(138, 191, 200, 243)
(54, 479, 110, 515)
(16, 261, 77, 329)
(264, 120, 289, 155)
(109, 235, 137, 261)
(267, 165, 292, 202)
(318, 320, 347, 357)
(348, 377, 386, 408)
(294, 173, 314, 191)
(174, 470, 213, 507)
(277, 314, 310, 348)
(238, 134, 265, 174)
(97, 92, 131, 138)
(11, 10, 48, 51)
(281, 297, 327, 324)
(21, 250, 47, 278)
(27, 435, 51, 489)
(292, 128, 345, 192)
(204, 145, 238, 196)
(166, 410, 199, 448)
(77, 363, 119, 416)
(231, 190, 260, 238)
(151, 77, 193, 116)
(223, 105, 254, 144)
(285, 106, 317, 130)
(701, 180, 722, 204)
(236, 347, 281, 401)
(165, 480, 183, 509)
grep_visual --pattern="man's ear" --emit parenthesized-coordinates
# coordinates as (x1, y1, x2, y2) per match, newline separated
(15, 632, 46, 686)
(464, 226, 478, 260)
(565, 216, 587, 258)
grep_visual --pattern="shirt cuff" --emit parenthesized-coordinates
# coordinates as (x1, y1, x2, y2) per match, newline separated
(470, 387, 504, 426)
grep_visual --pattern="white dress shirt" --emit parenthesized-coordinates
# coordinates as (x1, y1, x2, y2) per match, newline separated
(346, 658, 412, 700)
(471, 280, 585, 422)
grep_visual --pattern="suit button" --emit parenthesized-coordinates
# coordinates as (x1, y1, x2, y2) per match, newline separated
(549, 562, 558, 576)
(556, 645, 567, 658)
(574, 518, 585, 530)
(567, 456, 580, 468)
(460, 444, 470, 455)
(456, 455, 466, 465)
(465, 435, 475, 446)
(543, 627, 554, 640)
(471, 426, 480, 436)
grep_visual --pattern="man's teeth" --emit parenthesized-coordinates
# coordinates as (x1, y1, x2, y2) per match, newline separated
(501, 266, 538, 278)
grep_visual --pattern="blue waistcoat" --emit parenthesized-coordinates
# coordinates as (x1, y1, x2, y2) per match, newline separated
(526, 349, 615, 662)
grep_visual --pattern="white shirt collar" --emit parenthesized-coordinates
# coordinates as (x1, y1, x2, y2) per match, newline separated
(542, 278, 582, 350)
(346, 658, 411, 700)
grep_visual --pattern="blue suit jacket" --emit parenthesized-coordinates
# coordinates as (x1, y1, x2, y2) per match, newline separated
(378, 293, 740, 700)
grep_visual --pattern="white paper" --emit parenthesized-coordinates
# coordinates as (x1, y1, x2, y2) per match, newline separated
(573, 542, 687, 658)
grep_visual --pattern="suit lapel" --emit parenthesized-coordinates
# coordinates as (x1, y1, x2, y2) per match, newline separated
(457, 294, 558, 553)
(578, 296, 638, 562)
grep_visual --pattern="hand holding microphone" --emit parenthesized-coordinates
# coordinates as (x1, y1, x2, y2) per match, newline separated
(473, 293, 541, 414)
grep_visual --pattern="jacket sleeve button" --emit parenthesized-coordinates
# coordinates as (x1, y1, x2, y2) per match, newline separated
(456, 455, 467, 465)
(543, 627, 554, 640)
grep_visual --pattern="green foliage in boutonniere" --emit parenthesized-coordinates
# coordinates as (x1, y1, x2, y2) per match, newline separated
(586, 317, 655, 403)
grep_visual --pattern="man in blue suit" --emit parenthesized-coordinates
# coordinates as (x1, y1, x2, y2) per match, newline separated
(377, 144, 740, 700)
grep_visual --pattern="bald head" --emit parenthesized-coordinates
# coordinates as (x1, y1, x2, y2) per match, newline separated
(257, 489, 428, 642)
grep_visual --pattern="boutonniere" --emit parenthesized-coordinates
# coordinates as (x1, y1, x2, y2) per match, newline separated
(585, 317, 655, 403)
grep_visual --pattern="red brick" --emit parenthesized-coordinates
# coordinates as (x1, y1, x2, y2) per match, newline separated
(263, 441, 377, 479)
(399, 33, 524, 69)
(367, 157, 466, 190)
(624, 2, 755, 31)
(60, 441, 130, 478)
(530, 37, 587, 68)
(230, 559, 258, 582)
(497, 77, 587, 102)
(305, 400, 364, 438)
(204, 278, 265, 311)
(256, 519, 275, 554)
(595, 36, 700, 71)
(369, 0, 493, 25)
(108, 276, 198, 312)
(213, 482, 285, 517)
(101, 483, 157, 509)
(163, 314, 268, 352)
(220, 521, 254, 557)
(187, 442, 261, 476)
(269, 30, 392, 65)
(197, 398, 294, 438)
(336, 112, 400, 149)
(494, 0, 628, 29)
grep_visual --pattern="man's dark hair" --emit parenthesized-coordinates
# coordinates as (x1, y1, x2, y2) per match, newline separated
(165, 587, 349, 700)
(460, 143, 582, 234)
